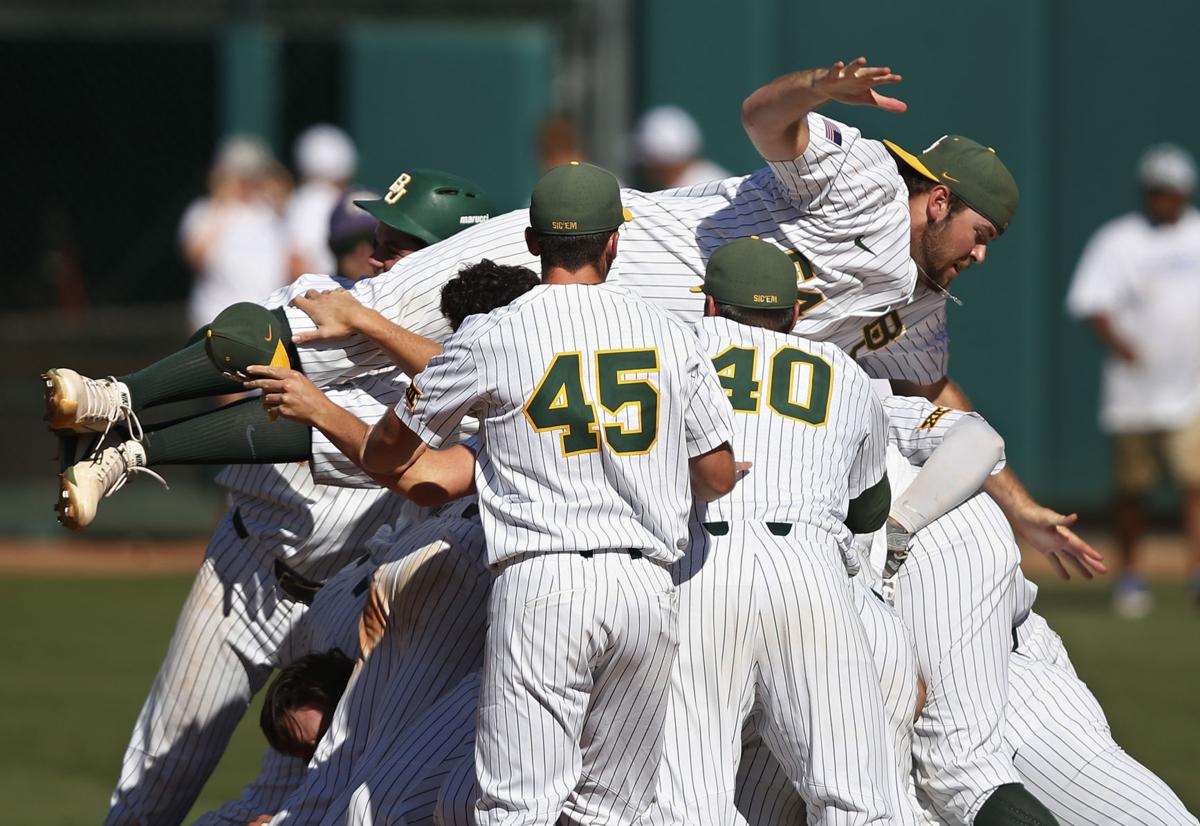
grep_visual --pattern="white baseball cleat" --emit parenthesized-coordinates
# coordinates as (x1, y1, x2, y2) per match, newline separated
(57, 440, 165, 530)
(43, 368, 137, 435)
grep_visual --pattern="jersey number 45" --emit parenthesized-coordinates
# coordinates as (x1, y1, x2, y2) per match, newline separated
(524, 349, 659, 457)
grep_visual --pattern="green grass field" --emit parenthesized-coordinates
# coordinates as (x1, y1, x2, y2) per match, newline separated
(1, 574, 1197, 824)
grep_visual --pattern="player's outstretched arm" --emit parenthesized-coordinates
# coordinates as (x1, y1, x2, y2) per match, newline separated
(892, 376, 1108, 579)
(291, 289, 441, 378)
(741, 57, 906, 161)
(689, 442, 737, 501)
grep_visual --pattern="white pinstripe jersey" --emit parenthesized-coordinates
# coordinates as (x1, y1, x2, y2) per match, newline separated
(291, 112, 931, 384)
(695, 316, 888, 548)
(854, 286, 949, 385)
(213, 277, 424, 580)
(398, 283, 735, 565)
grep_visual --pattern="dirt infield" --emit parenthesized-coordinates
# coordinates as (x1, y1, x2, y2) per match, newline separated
(0, 531, 1192, 579)
(0, 539, 205, 575)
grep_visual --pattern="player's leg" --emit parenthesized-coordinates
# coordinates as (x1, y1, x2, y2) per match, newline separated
(474, 553, 676, 826)
(640, 522, 757, 826)
(565, 554, 678, 824)
(734, 718, 807, 826)
(1111, 431, 1159, 617)
(105, 516, 307, 826)
(896, 495, 1035, 825)
(752, 523, 903, 824)
(45, 302, 293, 433)
(58, 396, 312, 529)
(1005, 613, 1197, 826)
(850, 576, 922, 816)
(436, 746, 481, 826)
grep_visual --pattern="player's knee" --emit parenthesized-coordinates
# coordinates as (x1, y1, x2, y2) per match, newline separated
(206, 304, 296, 376)
(974, 783, 1060, 826)
(913, 674, 927, 722)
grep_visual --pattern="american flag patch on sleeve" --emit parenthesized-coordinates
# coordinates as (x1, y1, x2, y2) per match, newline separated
(823, 118, 842, 146)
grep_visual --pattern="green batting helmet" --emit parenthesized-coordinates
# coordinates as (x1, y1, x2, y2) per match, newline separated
(355, 169, 495, 245)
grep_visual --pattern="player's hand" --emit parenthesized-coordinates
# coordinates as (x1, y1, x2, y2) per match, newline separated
(247, 816, 273, 826)
(1010, 505, 1108, 580)
(813, 57, 907, 113)
(243, 365, 331, 427)
(290, 289, 367, 344)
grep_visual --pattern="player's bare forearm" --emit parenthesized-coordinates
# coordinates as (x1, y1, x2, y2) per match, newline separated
(891, 376, 1107, 577)
(742, 68, 826, 161)
(361, 409, 427, 481)
(689, 443, 737, 501)
(742, 58, 905, 161)
(394, 444, 478, 507)
(355, 310, 443, 378)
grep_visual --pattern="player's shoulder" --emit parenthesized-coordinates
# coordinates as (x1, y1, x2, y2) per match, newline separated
(1087, 211, 1149, 245)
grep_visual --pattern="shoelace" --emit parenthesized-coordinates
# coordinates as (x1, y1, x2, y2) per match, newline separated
(89, 447, 169, 499)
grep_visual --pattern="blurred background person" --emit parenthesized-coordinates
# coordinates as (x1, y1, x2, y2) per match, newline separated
(1066, 143, 1200, 617)
(538, 113, 588, 172)
(632, 104, 729, 190)
(287, 124, 358, 277)
(327, 189, 381, 284)
(180, 135, 291, 332)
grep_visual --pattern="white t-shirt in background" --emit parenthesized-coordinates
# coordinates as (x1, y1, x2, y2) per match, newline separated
(1066, 207, 1200, 432)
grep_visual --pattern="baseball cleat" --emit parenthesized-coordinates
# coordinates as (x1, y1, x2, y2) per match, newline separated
(43, 368, 136, 435)
(57, 440, 165, 530)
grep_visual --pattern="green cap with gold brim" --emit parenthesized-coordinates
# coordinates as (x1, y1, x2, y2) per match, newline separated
(529, 161, 631, 236)
(698, 237, 799, 309)
(205, 302, 292, 376)
(884, 135, 1019, 234)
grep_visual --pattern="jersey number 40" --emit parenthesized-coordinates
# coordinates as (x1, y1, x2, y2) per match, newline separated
(524, 349, 659, 457)
(711, 345, 831, 425)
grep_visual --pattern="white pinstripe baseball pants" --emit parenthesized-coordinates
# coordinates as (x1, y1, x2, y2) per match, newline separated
(474, 552, 678, 826)
(645, 521, 905, 826)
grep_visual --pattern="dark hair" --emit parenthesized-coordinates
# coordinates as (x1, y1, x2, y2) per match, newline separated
(534, 230, 614, 272)
(897, 164, 970, 217)
(715, 302, 795, 334)
(259, 650, 354, 755)
(440, 259, 541, 330)
(329, 231, 376, 258)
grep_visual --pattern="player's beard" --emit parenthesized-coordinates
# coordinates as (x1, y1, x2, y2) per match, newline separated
(919, 214, 971, 289)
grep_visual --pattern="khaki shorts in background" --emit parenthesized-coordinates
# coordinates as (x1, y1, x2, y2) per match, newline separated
(1114, 414, 1200, 494)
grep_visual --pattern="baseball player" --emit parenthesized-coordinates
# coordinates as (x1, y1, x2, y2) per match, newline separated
(91, 173, 494, 826)
(371, 161, 737, 825)
(194, 262, 535, 826)
(855, 401, 1195, 825)
(642, 236, 908, 824)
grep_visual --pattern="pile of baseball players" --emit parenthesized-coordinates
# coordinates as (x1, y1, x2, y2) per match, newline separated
(42, 59, 1197, 826)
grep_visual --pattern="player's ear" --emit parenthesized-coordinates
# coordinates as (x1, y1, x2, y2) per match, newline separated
(789, 302, 800, 329)
(704, 295, 717, 317)
(524, 227, 541, 256)
(926, 184, 952, 222)
(605, 230, 620, 263)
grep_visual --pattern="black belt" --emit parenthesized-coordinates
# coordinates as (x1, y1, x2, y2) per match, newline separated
(233, 508, 326, 606)
(273, 559, 325, 606)
(702, 521, 792, 537)
(579, 550, 643, 560)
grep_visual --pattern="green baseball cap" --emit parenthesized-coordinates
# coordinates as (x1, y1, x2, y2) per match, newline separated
(529, 161, 630, 236)
(885, 135, 1019, 234)
(205, 302, 291, 375)
(355, 169, 495, 246)
(700, 237, 799, 309)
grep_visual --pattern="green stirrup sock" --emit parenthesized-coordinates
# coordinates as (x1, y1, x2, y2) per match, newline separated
(140, 397, 311, 465)
(974, 784, 1060, 826)
(118, 339, 243, 410)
